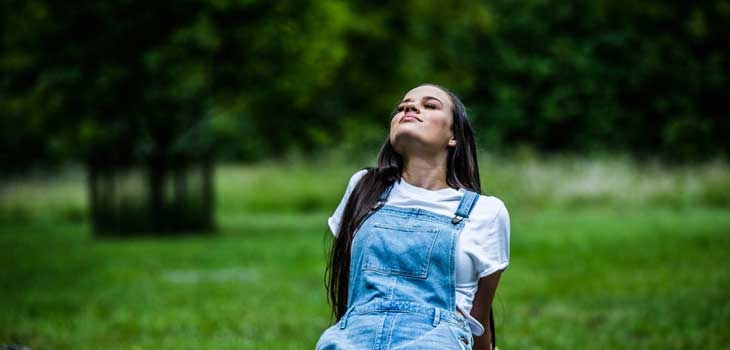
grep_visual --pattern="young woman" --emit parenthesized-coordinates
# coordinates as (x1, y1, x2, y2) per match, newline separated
(317, 84, 510, 350)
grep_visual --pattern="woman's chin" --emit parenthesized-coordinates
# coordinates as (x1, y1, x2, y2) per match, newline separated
(391, 131, 419, 147)
(392, 135, 437, 157)
(391, 125, 424, 140)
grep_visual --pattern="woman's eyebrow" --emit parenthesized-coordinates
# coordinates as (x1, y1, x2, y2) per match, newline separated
(400, 96, 443, 104)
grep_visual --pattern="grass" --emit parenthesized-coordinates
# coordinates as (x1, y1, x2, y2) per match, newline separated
(1, 213, 332, 350)
(1, 155, 729, 349)
(501, 207, 730, 349)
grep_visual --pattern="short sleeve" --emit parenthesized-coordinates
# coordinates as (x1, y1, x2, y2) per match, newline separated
(474, 200, 511, 278)
(327, 169, 368, 236)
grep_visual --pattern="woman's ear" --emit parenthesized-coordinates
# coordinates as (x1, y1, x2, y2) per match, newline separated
(448, 137, 457, 147)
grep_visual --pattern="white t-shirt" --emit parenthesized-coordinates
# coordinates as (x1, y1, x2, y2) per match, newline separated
(328, 169, 510, 336)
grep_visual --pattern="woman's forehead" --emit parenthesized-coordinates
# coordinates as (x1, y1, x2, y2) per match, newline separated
(403, 85, 451, 105)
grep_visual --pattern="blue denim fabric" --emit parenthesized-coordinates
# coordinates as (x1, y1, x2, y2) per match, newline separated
(317, 188, 480, 350)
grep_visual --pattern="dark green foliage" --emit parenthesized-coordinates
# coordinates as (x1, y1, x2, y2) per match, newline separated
(2, 0, 728, 235)
(2, 0, 728, 170)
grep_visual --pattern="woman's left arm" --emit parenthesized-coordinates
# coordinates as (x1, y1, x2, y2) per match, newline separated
(470, 270, 503, 350)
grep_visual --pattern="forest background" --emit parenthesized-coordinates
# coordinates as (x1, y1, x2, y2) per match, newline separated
(1, 1, 729, 349)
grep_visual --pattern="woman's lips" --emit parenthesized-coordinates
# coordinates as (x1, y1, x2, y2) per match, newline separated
(401, 114, 422, 123)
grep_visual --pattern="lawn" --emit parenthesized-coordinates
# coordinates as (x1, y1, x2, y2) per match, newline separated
(1, 155, 729, 349)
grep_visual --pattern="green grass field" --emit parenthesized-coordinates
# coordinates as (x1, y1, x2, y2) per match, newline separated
(1, 155, 729, 349)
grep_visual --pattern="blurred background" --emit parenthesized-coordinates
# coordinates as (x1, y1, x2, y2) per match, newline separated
(1, 0, 729, 349)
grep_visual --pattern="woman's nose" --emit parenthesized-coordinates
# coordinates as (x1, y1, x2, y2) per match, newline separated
(404, 103, 418, 113)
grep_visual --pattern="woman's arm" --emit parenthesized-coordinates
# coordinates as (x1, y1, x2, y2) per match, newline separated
(470, 270, 503, 350)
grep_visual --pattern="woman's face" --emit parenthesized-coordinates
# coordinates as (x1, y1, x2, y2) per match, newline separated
(389, 85, 456, 156)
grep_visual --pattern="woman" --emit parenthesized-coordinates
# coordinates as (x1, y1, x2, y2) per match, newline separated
(317, 84, 510, 350)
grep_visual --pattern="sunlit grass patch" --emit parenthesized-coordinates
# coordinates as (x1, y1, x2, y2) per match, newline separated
(0, 167, 87, 224)
(2, 155, 729, 225)
(480, 154, 730, 210)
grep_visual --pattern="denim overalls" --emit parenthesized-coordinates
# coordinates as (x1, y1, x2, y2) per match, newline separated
(317, 185, 480, 350)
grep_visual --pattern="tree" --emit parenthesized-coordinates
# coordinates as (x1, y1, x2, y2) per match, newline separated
(0, 0, 352, 234)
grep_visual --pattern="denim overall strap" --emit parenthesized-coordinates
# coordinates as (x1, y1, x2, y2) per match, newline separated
(452, 190, 479, 224)
(371, 183, 394, 211)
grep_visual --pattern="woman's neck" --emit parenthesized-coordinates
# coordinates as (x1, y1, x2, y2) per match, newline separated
(401, 156, 449, 190)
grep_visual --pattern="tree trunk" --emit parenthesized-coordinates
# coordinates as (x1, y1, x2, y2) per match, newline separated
(202, 156, 215, 230)
(147, 154, 166, 233)
(87, 163, 99, 234)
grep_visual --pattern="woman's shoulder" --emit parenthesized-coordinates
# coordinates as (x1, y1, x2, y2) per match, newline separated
(351, 168, 369, 180)
(470, 193, 508, 223)
(345, 169, 369, 189)
(464, 193, 510, 244)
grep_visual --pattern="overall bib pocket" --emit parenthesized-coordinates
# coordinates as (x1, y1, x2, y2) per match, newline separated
(362, 223, 440, 279)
